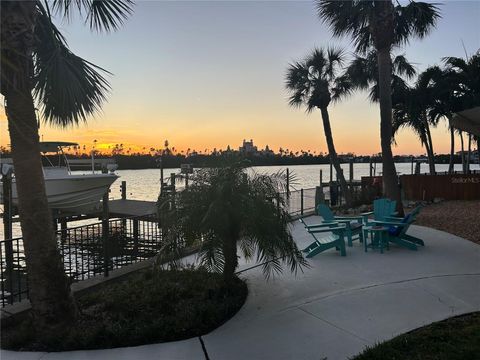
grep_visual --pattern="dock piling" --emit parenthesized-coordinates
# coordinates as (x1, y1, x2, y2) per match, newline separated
(2, 174, 14, 303)
(329, 161, 333, 183)
(60, 219, 67, 242)
(349, 159, 354, 190)
(286, 168, 290, 198)
(121, 181, 127, 200)
(2, 174, 13, 242)
(133, 219, 139, 255)
(300, 188, 304, 215)
(102, 192, 110, 277)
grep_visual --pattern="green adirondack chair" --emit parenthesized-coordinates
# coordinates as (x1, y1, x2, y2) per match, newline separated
(299, 218, 347, 257)
(369, 206, 425, 250)
(361, 198, 397, 226)
(316, 204, 363, 246)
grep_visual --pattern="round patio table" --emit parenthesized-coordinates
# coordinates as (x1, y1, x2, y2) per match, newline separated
(363, 226, 389, 253)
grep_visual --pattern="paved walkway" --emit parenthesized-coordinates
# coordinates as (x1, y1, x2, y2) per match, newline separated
(2, 217, 479, 360)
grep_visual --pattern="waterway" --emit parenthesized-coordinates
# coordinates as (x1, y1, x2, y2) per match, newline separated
(1, 162, 479, 239)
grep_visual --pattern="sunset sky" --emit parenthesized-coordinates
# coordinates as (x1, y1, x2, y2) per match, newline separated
(1, 1, 479, 155)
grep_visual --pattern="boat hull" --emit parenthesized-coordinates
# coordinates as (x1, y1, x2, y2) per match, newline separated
(9, 174, 118, 213)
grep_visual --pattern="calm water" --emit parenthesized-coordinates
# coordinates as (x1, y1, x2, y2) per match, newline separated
(108, 162, 479, 201)
(2, 163, 478, 239)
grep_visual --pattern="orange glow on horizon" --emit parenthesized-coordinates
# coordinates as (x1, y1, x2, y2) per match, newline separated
(0, 97, 458, 157)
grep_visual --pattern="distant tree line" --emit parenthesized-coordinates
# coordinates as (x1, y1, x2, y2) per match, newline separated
(51, 152, 469, 170)
(0, 145, 469, 170)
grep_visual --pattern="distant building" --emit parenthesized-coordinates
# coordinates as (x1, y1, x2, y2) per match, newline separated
(239, 139, 258, 154)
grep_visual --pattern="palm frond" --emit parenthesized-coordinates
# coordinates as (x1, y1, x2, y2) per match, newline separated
(33, 4, 111, 127)
(345, 53, 374, 91)
(315, 1, 369, 40)
(317, 1, 440, 53)
(352, 25, 373, 55)
(346, 50, 416, 104)
(442, 56, 468, 72)
(87, 0, 134, 32)
(394, 2, 441, 46)
(285, 61, 309, 90)
(306, 48, 327, 74)
(392, 54, 416, 79)
(325, 46, 345, 78)
(331, 74, 353, 102)
(53, 0, 134, 32)
(285, 46, 345, 112)
(368, 83, 379, 103)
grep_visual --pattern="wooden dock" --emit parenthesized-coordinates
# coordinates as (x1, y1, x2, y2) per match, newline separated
(3, 199, 157, 224)
(109, 199, 156, 217)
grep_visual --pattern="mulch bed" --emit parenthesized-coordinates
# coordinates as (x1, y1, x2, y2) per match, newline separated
(1, 269, 248, 351)
(414, 201, 480, 244)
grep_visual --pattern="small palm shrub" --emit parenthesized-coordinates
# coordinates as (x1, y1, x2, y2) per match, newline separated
(158, 161, 307, 283)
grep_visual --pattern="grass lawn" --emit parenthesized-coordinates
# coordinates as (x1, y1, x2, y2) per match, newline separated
(352, 312, 480, 360)
(1, 268, 247, 351)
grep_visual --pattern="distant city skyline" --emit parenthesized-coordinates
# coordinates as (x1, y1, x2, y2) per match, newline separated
(1, 1, 479, 155)
(1, 137, 473, 158)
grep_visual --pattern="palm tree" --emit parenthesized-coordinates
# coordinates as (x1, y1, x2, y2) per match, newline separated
(443, 52, 480, 173)
(285, 47, 353, 206)
(158, 161, 307, 283)
(344, 51, 416, 103)
(443, 53, 480, 109)
(425, 67, 461, 173)
(393, 93, 434, 173)
(392, 66, 445, 174)
(343, 51, 432, 171)
(316, 0, 440, 214)
(1, 0, 132, 331)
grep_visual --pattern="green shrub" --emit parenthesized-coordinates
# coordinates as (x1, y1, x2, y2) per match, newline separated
(1, 268, 247, 351)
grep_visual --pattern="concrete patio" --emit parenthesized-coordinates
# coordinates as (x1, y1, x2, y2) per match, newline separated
(2, 217, 479, 360)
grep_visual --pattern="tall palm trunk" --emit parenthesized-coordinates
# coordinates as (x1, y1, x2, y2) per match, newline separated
(423, 117, 436, 174)
(448, 118, 455, 173)
(422, 133, 432, 173)
(459, 132, 466, 173)
(222, 233, 238, 283)
(466, 134, 472, 174)
(372, 0, 403, 215)
(320, 107, 352, 207)
(2, 1, 77, 331)
(376, 48, 402, 214)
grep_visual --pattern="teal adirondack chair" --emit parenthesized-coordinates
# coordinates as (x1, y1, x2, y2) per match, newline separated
(361, 198, 397, 226)
(316, 204, 363, 246)
(370, 206, 425, 250)
(299, 218, 347, 257)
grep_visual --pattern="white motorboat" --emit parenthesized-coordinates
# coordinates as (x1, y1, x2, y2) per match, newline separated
(1, 141, 118, 213)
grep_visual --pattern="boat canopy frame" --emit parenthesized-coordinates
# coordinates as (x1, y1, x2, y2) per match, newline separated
(40, 141, 79, 174)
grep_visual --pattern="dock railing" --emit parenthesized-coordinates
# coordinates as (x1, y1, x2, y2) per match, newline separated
(283, 187, 317, 216)
(0, 215, 161, 307)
